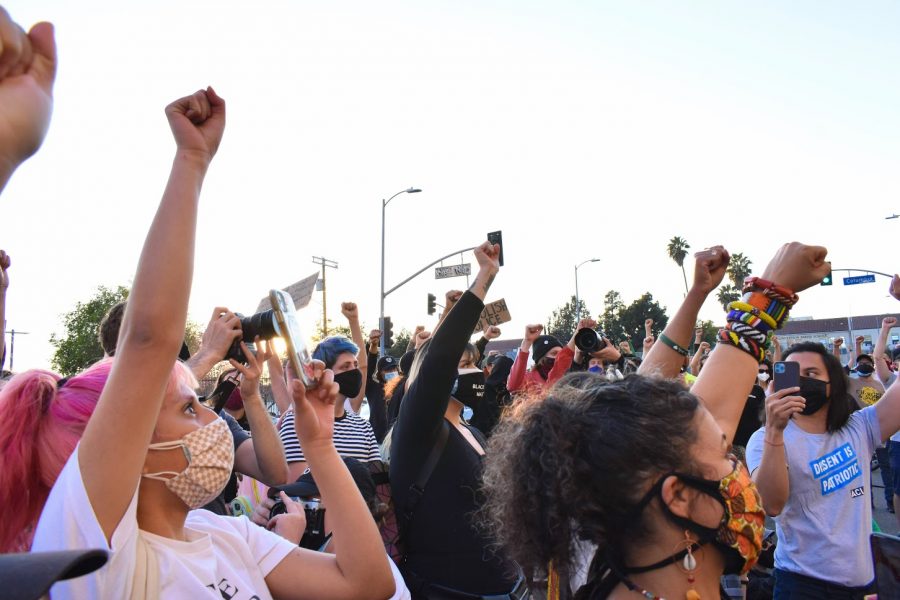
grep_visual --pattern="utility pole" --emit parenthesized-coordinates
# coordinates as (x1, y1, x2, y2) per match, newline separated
(312, 256, 338, 337)
(4, 329, 30, 371)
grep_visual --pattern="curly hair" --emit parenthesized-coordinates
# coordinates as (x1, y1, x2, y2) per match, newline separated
(479, 372, 701, 579)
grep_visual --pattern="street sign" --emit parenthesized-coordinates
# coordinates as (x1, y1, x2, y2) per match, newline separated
(843, 274, 876, 286)
(435, 264, 471, 279)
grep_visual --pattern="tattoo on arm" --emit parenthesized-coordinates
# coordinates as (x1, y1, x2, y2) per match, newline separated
(470, 272, 496, 296)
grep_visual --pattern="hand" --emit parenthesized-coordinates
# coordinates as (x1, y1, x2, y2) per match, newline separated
(290, 363, 339, 451)
(414, 325, 425, 335)
(643, 335, 655, 353)
(165, 87, 226, 163)
(644, 319, 654, 338)
(694, 327, 703, 344)
(592, 340, 621, 362)
(523, 324, 543, 344)
(0, 249, 9, 291)
(891, 275, 900, 302)
(855, 335, 865, 345)
(266, 492, 308, 545)
(691, 245, 731, 295)
(759, 242, 830, 293)
(474, 240, 501, 273)
(833, 337, 844, 348)
(697, 341, 711, 354)
(445, 290, 463, 307)
(618, 341, 633, 355)
(576, 318, 597, 332)
(414, 330, 431, 349)
(368, 329, 382, 343)
(199, 306, 242, 361)
(229, 338, 271, 401)
(484, 325, 501, 340)
(883, 317, 897, 331)
(0, 11, 56, 175)
(765, 385, 805, 431)
(340, 302, 359, 321)
(250, 496, 276, 528)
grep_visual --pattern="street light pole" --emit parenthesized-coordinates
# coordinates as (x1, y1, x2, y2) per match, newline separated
(312, 256, 338, 337)
(380, 187, 422, 355)
(574, 258, 601, 320)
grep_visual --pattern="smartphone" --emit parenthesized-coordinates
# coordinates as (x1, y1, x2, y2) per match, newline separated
(269, 289, 317, 389)
(774, 361, 800, 392)
(487, 230, 504, 267)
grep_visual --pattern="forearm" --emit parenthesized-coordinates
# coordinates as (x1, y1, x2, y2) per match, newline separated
(243, 394, 289, 485)
(689, 352, 703, 376)
(0, 157, 16, 196)
(640, 288, 706, 378)
(753, 432, 790, 516)
(185, 347, 220, 380)
(304, 444, 394, 591)
(875, 327, 892, 383)
(270, 368, 293, 415)
(507, 349, 528, 392)
(691, 344, 757, 443)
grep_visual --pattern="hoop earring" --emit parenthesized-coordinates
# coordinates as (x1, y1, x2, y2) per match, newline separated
(674, 530, 701, 600)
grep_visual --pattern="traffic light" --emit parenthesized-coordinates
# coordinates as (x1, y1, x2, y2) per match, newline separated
(383, 316, 394, 350)
(820, 268, 833, 286)
(427, 293, 437, 315)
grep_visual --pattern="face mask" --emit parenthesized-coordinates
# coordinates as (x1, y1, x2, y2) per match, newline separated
(757, 372, 770, 383)
(798, 375, 829, 415)
(633, 457, 765, 576)
(143, 417, 234, 509)
(334, 368, 363, 399)
(588, 365, 602, 374)
(451, 368, 486, 409)
(383, 371, 399, 382)
(856, 363, 874, 376)
(536, 359, 555, 379)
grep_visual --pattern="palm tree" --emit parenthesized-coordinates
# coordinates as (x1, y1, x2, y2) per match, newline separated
(726, 252, 753, 288)
(667, 236, 691, 295)
(716, 286, 740, 311)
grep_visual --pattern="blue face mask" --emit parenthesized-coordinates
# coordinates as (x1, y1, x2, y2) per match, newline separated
(383, 371, 399, 381)
(588, 365, 602, 373)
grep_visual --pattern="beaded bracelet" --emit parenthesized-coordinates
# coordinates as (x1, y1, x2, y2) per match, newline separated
(727, 309, 775, 334)
(728, 322, 769, 344)
(727, 301, 779, 330)
(742, 277, 799, 307)
(657, 333, 690, 356)
(718, 328, 765, 362)
(743, 292, 788, 326)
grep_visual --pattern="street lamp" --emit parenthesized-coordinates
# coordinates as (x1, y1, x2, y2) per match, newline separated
(575, 258, 601, 320)
(381, 187, 422, 354)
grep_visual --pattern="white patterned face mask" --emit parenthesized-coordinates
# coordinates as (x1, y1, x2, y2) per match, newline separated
(143, 417, 234, 509)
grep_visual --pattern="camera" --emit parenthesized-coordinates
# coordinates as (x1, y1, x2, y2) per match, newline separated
(574, 328, 608, 354)
(270, 496, 328, 550)
(223, 309, 279, 362)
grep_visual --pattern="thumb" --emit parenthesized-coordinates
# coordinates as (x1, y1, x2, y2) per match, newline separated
(281, 492, 303, 514)
(26, 22, 56, 91)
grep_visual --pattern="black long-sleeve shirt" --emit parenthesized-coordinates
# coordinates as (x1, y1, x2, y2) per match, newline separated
(366, 352, 389, 442)
(390, 291, 517, 595)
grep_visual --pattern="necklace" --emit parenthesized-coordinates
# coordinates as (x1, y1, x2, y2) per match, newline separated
(620, 575, 667, 600)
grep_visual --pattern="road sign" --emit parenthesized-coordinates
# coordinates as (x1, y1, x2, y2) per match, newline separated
(843, 274, 876, 286)
(435, 264, 471, 279)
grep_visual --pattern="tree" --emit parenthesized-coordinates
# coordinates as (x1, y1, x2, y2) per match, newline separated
(546, 295, 591, 342)
(716, 251, 753, 311)
(387, 328, 411, 359)
(598, 290, 627, 343)
(618, 293, 669, 351)
(311, 319, 354, 343)
(716, 286, 740, 311)
(50, 285, 129, 375)
(695, 319, 718, 347)
(667, 236, 691, 295)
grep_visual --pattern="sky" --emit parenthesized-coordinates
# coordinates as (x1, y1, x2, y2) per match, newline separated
(2, 0, 900, 371)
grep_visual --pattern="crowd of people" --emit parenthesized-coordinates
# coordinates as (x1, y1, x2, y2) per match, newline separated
(0, 6, 898, 600)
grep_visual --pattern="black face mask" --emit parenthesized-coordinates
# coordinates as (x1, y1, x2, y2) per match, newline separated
(856, 363, 874, 376)
(536, 359, 555, 379)
(333, 368, 363, 399)
(451, 369, 486, 409)
(799, 376, 830, 415)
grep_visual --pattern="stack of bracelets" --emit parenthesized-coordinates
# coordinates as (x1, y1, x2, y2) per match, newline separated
(716, 276, 799, 363)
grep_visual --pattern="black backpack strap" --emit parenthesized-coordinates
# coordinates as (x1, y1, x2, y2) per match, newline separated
(403, 421, 450, 528)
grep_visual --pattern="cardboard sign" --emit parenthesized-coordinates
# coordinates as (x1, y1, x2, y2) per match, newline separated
(435, 264, 471, 279)
(255, 271, 320, 313)
(474, 298, 511, 333)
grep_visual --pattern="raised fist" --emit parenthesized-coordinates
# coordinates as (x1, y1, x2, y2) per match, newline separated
(484, 325, 501, 340)
(760, 242, 830, 293)
(341, 302, 359, 321)
(165, 87, 226, 163)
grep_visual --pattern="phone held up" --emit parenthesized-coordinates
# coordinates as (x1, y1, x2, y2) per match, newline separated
(270, 289, 317, 389)
(773, 361, 800, 394)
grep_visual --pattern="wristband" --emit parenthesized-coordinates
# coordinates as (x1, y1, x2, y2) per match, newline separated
(728, 301, 779, 330)
(657, 333, 690, 356)
(742, 277, 799, 306)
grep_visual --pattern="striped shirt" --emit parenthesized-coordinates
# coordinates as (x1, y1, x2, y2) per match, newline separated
(279, 409, 381, 463)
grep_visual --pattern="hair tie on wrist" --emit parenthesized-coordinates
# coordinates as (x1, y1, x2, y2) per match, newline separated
(658, 333, 689, 357)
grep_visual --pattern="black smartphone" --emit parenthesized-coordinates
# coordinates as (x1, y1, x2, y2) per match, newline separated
(487, 230, 504, 267)
(270, 289, 317, 389)
(774, 361, 800, 393)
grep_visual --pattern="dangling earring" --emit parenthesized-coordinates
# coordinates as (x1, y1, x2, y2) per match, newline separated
(675, 530, 701, 600)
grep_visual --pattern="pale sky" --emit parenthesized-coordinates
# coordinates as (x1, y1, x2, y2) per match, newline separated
(3, 0, 900, 371)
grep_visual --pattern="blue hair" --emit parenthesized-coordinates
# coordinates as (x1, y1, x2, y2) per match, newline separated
(313, 336, 360, 369)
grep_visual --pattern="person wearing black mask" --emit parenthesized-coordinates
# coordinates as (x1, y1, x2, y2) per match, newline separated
(391, 240, 526, 599)
(848, 353, 886, 409)
(470, 355, 514, 438)
(278, 335, 381, 480)
(747, 341, 900, 598)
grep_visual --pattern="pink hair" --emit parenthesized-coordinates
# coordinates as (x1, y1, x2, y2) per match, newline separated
(0, 358, 195, 552)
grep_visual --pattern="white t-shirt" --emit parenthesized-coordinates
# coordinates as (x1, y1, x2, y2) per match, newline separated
(31, 445, 297, 600)
(746, 406, 880, 587)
